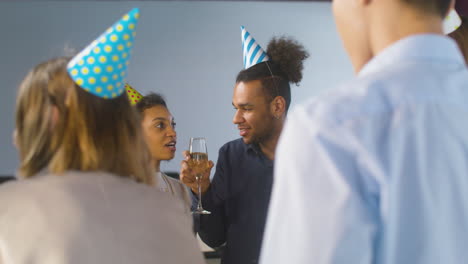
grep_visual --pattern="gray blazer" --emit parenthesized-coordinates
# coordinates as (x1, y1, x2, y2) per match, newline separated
(0, 171, 205, 264)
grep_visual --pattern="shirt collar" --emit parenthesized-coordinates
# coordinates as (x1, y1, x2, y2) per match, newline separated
(246, 142, 261, 155)
(358, 34, 465, 77)
(245, 141, 274, 167)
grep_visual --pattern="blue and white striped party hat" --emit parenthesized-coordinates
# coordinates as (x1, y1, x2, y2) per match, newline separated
(241, 26, 269, 69)
(67, 8, 140, 99)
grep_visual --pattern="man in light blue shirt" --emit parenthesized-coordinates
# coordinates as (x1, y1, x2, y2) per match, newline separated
(260, 0, 468, 263)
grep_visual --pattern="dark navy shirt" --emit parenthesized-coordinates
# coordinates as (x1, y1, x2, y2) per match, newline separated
(195, 138, 274, 264)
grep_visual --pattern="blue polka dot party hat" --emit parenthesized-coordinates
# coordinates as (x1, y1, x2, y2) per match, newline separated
(67, 8, 140, 99)
(241, 26, 269, 69)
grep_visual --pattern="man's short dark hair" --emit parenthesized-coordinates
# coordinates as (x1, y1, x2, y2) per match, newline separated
(402, 0, 451, 17)
(136, 92, 167, 114)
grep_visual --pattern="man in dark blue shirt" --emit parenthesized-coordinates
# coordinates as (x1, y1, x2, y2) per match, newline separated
(180, 30, 308, 264)
(197, 138, 274, 263)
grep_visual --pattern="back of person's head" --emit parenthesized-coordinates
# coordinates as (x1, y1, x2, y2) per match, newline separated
(136, 93, 167, 114)
(449, 1, 468, 63)
(15, 57, 153, 184)
(449, 15, 468, 63)
(236, 37, 309, 113)
(400, 0, 452, 17)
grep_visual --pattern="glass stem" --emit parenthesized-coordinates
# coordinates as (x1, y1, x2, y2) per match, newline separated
(196, 175, 203, 210)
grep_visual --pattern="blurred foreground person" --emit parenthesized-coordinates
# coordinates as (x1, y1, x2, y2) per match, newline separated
(261, 0, 468, 263)
(0, 8, 204, 264)
(448, 1, 468, 62)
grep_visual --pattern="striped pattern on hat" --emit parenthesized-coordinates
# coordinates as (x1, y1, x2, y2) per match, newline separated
(241, 26, 269, 69)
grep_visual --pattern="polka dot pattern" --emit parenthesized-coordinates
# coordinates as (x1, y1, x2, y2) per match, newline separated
(67, 8, 140, 99)
(125, 83, 143, 105)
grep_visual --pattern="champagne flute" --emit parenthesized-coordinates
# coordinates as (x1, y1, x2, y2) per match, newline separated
(189, 137, 211, 215)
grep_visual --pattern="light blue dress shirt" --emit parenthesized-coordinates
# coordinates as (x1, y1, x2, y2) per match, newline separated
(260, 35, 468, 264)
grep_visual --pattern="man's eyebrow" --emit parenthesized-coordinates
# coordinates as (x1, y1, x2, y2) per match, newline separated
(232, 103, 254, 107)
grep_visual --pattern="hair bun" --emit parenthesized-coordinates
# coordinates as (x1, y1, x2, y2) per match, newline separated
(267, 36, 309, 85)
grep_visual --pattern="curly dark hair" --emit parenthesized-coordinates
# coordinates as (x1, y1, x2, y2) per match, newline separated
(135, 92, 167, 114)
(236, 36, 309, 113)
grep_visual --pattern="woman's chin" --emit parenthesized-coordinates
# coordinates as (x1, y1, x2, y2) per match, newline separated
(156, 154, 175, 162)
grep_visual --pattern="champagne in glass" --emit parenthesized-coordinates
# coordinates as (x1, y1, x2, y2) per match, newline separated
(189, 137, 211, 215)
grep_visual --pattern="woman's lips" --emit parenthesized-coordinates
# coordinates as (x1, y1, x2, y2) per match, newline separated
(165, 142, 176, 152)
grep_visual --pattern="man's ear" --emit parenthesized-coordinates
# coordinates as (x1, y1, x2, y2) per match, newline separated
(270, 96, 286, 119)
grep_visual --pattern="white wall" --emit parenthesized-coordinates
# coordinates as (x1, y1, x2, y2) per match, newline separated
(0, 1, 353, 176)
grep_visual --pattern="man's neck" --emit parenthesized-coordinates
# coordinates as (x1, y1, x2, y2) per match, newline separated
(258, 123, 283, 161)
(369, 6, 443, 58)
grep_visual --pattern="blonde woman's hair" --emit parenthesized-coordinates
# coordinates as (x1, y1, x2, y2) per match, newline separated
(15, 57, 154, 185)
